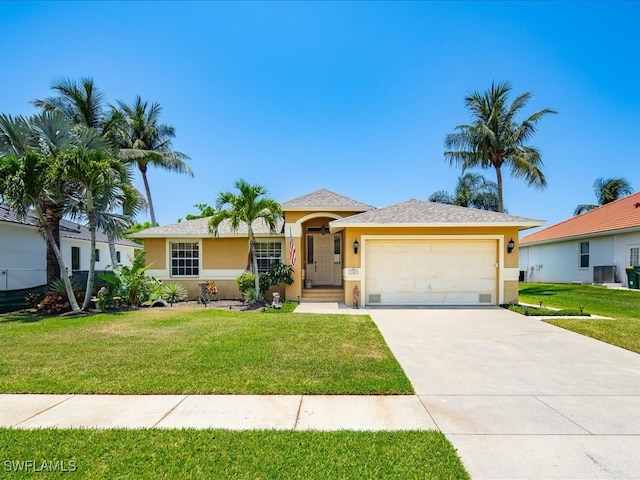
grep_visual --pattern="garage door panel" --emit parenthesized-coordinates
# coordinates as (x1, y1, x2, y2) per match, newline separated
(365, 240, 497, 306)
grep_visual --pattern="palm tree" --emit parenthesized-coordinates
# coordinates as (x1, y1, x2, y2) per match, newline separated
(0, 150, 81, 312)
(33, 77, 144, 264)
(32, 77, 109, 134)
(429, 172, 501, 211)
(62, 146, 133, 309)
(112, 95, 192, 226)
(574, 177, 633, 215)
(0, 111, 78, 283)
(444, 81, 557, 212)
(208, 180, 282, 302)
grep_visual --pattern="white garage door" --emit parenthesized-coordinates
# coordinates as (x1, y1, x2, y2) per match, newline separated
(365, 240, 497, 305)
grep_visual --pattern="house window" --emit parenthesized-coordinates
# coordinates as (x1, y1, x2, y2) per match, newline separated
(630, 247, 640, 266)
(306, 236, 314, 265)
(71, 246, 80, 271)
(334, 234, 341, 264)
(116, 251, 121, 264)
(171, 242, 200, 277)
(255, 242, 282, 273)
(95, 249, 100, 262)
(579, 242, 589, 268)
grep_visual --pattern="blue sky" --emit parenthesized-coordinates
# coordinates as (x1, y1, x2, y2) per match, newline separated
(1, 1, 638, 233)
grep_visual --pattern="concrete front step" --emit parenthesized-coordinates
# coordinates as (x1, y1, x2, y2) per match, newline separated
(300, 288, 344, 303)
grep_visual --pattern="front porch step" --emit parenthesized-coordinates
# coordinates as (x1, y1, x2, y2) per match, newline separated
(300, 288, 344, 303)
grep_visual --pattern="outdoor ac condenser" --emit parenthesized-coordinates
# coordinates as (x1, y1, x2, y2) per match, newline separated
(593, 265, 617, 283)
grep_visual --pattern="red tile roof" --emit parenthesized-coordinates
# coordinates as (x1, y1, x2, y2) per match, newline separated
(521, 192, 640, 245)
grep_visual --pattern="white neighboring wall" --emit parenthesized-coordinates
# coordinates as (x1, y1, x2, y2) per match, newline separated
(1, 222, 138, 291)
(0, 223, 46, 290)
(61, 239, 136, 273)
(519, 231, 640, 286)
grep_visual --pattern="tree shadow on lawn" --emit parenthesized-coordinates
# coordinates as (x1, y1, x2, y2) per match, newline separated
(519, 284, 577, 297)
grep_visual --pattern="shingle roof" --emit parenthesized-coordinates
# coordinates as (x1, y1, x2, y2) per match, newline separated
(129, 216, 285, 238)
(0, 204, 139, 248)
(0, 204, 40, 227)
(520, 192, 640, 245)
(330, 199, 543, 229)
(281, 189, 373, 211)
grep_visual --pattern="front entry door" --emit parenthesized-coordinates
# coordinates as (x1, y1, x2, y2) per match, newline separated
(307, 234, 334, 286)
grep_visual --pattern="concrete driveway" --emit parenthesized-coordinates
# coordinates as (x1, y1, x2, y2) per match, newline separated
(370, 307, 640, 480)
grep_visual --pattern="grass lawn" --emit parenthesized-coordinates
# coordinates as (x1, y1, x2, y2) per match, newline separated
(519, 283, 640, 354)
(0, 307, 412, 394)
(0, 429, 469, 479)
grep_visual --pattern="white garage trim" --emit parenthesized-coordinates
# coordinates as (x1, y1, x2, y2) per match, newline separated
(361, 235, 505, 305)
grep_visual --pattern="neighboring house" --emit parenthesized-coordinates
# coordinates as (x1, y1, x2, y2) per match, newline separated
(519, 192, 640, 286)
(0, 204, 139, 291)
(131, 189, 541, 306)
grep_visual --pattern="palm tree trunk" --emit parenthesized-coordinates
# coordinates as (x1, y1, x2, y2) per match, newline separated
(108, 232, 118, 266)
(82, 194, 96, 310)
(37, 207, 80, 312)
(495, 165, 504, 213)
(248, 227, 260, 303)
(43, 201, 63, 283)
(141, 168, 157, 227)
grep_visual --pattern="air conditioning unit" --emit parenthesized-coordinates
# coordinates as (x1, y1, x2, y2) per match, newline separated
(593, 265, 617, 283)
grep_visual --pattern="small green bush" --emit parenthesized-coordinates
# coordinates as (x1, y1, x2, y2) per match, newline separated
(163, 282, 188, 305)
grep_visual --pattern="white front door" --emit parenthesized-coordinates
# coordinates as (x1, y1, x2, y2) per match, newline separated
(307, 234, 334, 286)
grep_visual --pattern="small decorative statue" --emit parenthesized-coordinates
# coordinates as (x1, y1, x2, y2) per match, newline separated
(271, 292, 281, 309)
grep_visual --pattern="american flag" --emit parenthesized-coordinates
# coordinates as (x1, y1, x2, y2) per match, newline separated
(289, 228, 297, 267)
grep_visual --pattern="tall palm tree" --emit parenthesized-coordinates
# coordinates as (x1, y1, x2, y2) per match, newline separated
(32, 77, 110, 134)
(208, 179, 282, 302)
(0, 111, 78, 283)
(62, 146, 133, 309)
(444, 81, 557, 212)
(33, 78, 144, 265)
(574, 177, 633, 215)
(112, 95, 192, 226)
(429, 172, 501, 211)
(0, 150, 81, 312)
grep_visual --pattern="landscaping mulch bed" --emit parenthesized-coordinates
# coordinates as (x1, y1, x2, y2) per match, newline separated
(163, 299, 265, 311)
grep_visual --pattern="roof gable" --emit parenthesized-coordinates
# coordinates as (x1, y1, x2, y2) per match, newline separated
(521, 192, 640, 245)
(330, 199, 542, 228)
(281, 189, 373, 211)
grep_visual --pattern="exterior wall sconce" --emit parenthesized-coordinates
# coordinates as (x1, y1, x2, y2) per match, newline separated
(353, 239, 359, 254)
(507, 238, 515, 254)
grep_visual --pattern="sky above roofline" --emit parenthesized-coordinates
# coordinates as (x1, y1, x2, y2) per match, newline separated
(1, 1, 638, 236)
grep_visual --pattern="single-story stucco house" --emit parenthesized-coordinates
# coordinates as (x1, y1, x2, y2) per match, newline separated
(131, 189, 542, 307)
(0, 204, 139, 292)
(519, 192, 640, 286)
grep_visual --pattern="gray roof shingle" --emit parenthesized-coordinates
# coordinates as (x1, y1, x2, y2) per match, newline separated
(129, 217, 285, 238)
(0, 204, 140, 247)
(330, 199, 543, 228)
(282, 189, 373, 211)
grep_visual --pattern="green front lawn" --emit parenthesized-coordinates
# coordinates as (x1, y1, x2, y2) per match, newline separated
(519, 283, 640, 354)
(0, 308, 412, 394)
(0, 429, 469, 479)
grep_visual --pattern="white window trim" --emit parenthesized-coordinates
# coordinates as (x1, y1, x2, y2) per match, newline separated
(579, 241, 590, 270)
(168, 240, 201, 278)
(254, 241, 283, 274)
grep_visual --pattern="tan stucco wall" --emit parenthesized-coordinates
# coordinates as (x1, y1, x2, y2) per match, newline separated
(504, 280, 519, 304)
(202, 237, 249, 269)
(144, 238, 166, 269)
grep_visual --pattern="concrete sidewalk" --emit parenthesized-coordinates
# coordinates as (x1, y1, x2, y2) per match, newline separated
(1, 394, 436, 431)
